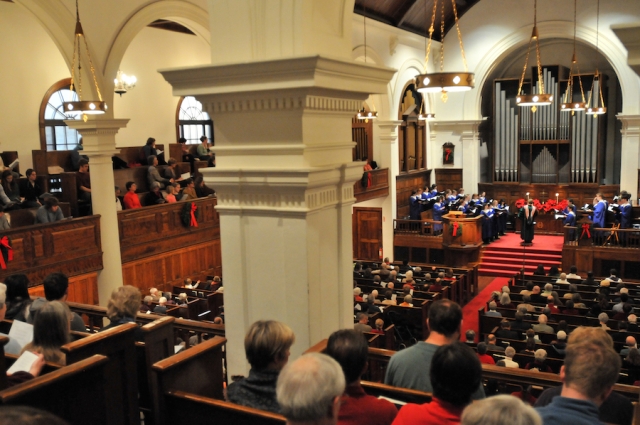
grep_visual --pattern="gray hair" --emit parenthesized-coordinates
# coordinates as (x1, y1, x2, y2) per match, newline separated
(534, 349, 547, 361)
(276, 353, 345, 422)
(150, 181, 161, 190)
(461, 394, 542, 425)
(0, 282, 6, 309)
(147, 155, 157, 165)
(598, 312, 609, 323)
(544, 283, 553, 292)
(404, 294, 412, 303)
(489, 301, 497, 310)
(505, 346, 516, 358)
(499, 292, 511, 305)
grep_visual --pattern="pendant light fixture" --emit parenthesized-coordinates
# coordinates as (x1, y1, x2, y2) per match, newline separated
(415, 0, 474, 102)
(63, 0, 107, 121)
(560, 0, 587, 113)
(114, 70, 137, 96)
(516, 0, 553, 112)
(586, 0, 606, 116)
(357, 0, 378, 122)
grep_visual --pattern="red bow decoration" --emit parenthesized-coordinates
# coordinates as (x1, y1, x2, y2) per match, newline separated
(0, 236, 13, 270)
(452, 222, 459, 236)
(580, 223, 591, 239)
(445, 149, 452, 161)
(190, 203, 198, 227)
(515, 198, 526, 209)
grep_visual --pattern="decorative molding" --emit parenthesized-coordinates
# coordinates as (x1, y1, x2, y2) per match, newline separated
(205, 95, 361, 114)
(618, 114, 640, 137)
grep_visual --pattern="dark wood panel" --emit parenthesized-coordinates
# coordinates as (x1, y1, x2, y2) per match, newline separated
(396, 170, 430, 219)
(0, 216, 103, 284)
(353, 208, 382, 261)
(435, 168, 463, 191)
(27, 272, 99, 305)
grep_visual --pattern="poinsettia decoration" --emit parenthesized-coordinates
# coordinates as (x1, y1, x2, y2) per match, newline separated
(514, 198, 570, 213)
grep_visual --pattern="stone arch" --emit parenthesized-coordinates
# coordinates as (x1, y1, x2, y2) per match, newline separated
(463, 20, 640, 118)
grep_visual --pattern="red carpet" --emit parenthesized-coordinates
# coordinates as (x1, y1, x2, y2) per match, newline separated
(479, 233, 564, 278)
(460, 277, 510, 341)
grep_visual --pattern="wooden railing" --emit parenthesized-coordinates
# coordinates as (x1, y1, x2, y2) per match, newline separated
(354, 168, 389, 203)
(393, 219, 443, 237)
(0, 215, 102, 283)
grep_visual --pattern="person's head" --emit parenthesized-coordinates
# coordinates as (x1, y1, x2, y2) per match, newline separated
(629, 314, 638, 324)
(43, 272, 69, 302)
(26, 169, 37, 182)
(522, 294, 531, 303)
(276, 353, 344, 424)
(430, 342, 482, 408)
(563, 327, 621, 404)
(0, 406, 70, 425)
(384, 290, 393, 300)
(43, 196, 59, 212)
(4, 274, 30, 302)
(477, 342, 488, 355)
(200, 135, 208, 144)
(544, 283, 553, 293)
(515, 311, 525, 322)
(375, 318, 384, 330)
(355, 312, 368, 324)
(557, 330, 567, 341)
(1, 170, 12, 185)
(534, 349, 547, 362)
(465, 329, 476, 342)
(548, 266, 559, 275)
(326, 329, 368, 385)
(499, 292, 511, 305)
(166, 185, 176, 196)
(403, 294, 412, 304)
(143, 295, 153, 305)
(125, 181, 137, 193)
(158, 296, 167, 306)
(184, 178, 194, 188)
(500, 320, 511, 330)
(178, 137, 187, 145)
(538, 314, 548, 324)
(147, 155, 158, 167)
(610, 268, 618, 277)
(461, 395, 542, 425)
(32, 300, 70, 351)
(353, 287, 361, 297)
(626, 348, 640, 366)
(78, 158, 89, 172)
(489, 301, 497, 311)
(372, 275, 381, 283)
(505, 346, 516, 359)
(559, 272, 567, 281)
(245, 320, 295, 371)
(626, 336, 637, 348)
(621, 293, 630, 303)
(145, 137, 156, 147)
(546, 295, 554, 304)
(178, 293, 187, 302)
(525, 281, 534, 291)
(532, 285, 540, 295)
(565, 300, 574, 309)
(106, 285, 141, 321)
(370, 289, 378, 299)
(526, 337, 536, 352)
(167, 158, 177, 168)
(427, 300, 463, 339)
(598, 313, 609, 324)
(487, 334, 497, 344)
(150, 181, 161, 193)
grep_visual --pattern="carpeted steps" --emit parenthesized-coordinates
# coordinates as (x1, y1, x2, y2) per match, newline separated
(478, 233, 564, 278)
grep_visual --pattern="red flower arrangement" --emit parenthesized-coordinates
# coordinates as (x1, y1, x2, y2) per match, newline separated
(514, 198, 569, 213)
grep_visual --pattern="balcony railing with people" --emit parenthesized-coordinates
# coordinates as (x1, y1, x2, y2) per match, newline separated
(354, 168, 389, 203)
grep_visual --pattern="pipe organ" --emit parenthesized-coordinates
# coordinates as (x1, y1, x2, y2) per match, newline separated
(493, 66, 603, 184)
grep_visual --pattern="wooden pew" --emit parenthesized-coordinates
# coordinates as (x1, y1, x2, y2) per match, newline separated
(0, 355, 110, 425)
(61, 322, 139, 425)
(161, 390, 286, 425)
(151, 336, 227, 425)
(361, 381, 432, 405)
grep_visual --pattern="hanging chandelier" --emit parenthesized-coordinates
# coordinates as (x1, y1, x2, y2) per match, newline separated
(63, 0, 107, 121)
(415, 0, 474, 102)
(114, 70, 137, 96)
(357, 0, 378, 122)
(560, 0, 587, 113)
(587, 0, 606, 116)
(516, 0, 553, 112)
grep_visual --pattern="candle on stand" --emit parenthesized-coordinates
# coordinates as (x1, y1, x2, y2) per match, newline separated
(526, 192, 530, 202)
(556, 193, 559, 203)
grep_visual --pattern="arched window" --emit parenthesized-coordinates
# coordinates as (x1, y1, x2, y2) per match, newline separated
(176, 96, 213, 144)
(39, 79, 81, 151)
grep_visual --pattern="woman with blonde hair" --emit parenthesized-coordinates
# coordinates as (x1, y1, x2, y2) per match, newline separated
(102, 285, 143, 340)
(227, 320, 295, 413)
(21, 301, 70, 365)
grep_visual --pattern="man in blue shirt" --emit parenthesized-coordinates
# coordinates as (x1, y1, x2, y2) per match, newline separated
(536, 327, 621, 425)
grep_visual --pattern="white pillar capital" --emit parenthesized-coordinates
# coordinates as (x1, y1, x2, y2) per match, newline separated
(376, 120, 403, 145)
(616, 114, 640, 200)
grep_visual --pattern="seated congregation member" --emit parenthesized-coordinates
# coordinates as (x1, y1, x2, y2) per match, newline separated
(122, 182, 141, 209)
(535, 327, 628, 425)
(165, 184, 178, 203)
(0, 206, 9, 230)
(4, 273, 32, 322)
(0, 170, 21, 210)
(142, 137, 166, 165)
(476, 342, 495, 365)
(22, 169, 43, 208)
(147, 155, 173, 189)
(144, 182, 166, 205)
(392, 343, 483, 425)
(35, 196, 64, 223)
(115, 186, 123, 211)
(486, 334, 505, 352)
(101, 285, 143, 341)
(496, 346, 519, 368)
(550, 331, 567, 358)
(227, 320, 295, 414)
(325, 330, 397, 425)
(28, 272, 85, 332)
(399, 294, 413, 307)
(532, 314, 553, 333)
(194, 175, 215, 197)
(181, 178, 197, 200)
(0, 283, 24, 355)
(164, 158, 184, 184)
(566, 266, 581, 279)
(196, 135, 213, 163)
(153, 297, 168, 314)
(461, 395, 542, 425)
(524, 349, 552, 373)
(178, 137, 196, 172)
(495, 320, 519, 340)
(276, 352, 344, 425)
(385, 300, 485, 400)
(21, 301, 70, 365)
(76, 159, 91, 202)
(140, 296, 153, 313)
(485, 301, 502, 317)
(354, 312, 372, 332)
(372, 318, 385, 335)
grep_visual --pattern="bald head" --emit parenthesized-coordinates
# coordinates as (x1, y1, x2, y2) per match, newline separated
(538, 314, 548, 324)
(626, 336, 637, 348)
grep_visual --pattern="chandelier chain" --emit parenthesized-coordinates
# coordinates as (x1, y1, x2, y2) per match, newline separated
(517, 36, 533, 97)
(439, 0, 445, 72)
(451, 0, 468, 72)
(424, 0, 438, 73)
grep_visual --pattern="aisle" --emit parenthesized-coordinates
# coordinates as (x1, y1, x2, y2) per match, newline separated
(459, 276, 510, 341)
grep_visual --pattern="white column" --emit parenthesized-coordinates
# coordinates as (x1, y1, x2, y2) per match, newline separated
(618, 115, 640, 200)
(375, 120, 402, 259)
(161, 58, 394, 377)
(65, 118, 129, 306)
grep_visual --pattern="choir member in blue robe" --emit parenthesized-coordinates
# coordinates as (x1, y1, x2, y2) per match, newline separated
(481, 203, 494, 244)
(564, 205, 577, 241)
(432, 195, 445, 234)
(409, 189, 422, 220)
